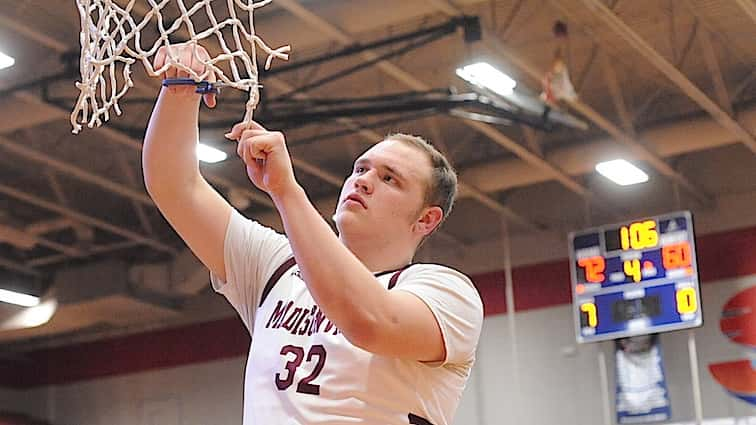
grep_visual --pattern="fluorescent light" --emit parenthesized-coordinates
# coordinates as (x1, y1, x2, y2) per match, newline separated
(197, 143, 227, 163)
(595, 159, 649, 186)
(0, 288, 40, 307)
(0, 299, 57, 330)
(456, 62, 516, 96)
(0, 51, 14, 70)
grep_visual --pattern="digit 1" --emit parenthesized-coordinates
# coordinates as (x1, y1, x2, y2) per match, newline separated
(620, 226, 630, 250)
(624, 259, 641, 282)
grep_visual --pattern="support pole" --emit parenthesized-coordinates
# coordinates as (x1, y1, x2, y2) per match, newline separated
(502, 218, 521, 423)
(598, 347, 613, 425)
(688, 329, 704, 425)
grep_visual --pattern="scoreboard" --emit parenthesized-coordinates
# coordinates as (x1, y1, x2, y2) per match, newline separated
(569, 211, 703, 343)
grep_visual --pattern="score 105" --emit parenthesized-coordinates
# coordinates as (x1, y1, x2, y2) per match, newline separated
(576, 220, 693, 285)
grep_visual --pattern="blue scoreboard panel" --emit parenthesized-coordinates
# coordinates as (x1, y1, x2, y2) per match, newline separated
(569, 211, 703, 343)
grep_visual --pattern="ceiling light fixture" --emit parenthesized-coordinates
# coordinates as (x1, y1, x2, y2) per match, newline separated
(456, 62, 517, 96)
(595, 159, 649, 186)
(0, 288, 40, 307)
(0, 51, 15, 70)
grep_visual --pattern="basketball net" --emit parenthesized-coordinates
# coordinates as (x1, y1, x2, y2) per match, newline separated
(540, 20, 577, 107)
(540, 58, 577, 106)
(71, 0, 290, 134)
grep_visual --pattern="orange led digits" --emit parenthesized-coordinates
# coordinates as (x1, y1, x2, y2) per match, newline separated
(663, 242, 692, 269)
(620, 220, 659, 250)
(624, 259, 641, 282)
(578, 256, 606, 283)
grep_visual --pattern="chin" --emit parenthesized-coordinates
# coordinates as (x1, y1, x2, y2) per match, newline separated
(334, 211, 368, 238)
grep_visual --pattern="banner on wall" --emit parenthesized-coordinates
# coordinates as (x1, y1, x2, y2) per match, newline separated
(615, 334, 672, 424)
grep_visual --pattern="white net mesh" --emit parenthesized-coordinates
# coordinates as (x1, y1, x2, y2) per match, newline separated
(71, 0, 290, 133)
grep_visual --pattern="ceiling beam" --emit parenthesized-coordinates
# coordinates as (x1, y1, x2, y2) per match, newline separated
(0, 136, 154, 206)
(0, 223, 82, 258)
(0, 257, 42, 278)
(733, 0, 756, 26)
(0, 183, 176, 255)
(26, 241, 142, 268)
(680, 2, 753, 72)
(733, 70, 756, 104)
(13, 92, 274, 210)
(578, 0, 756, 154)
(632, 19, 699, 121)
(0, 14, 68, 52)
(543, 0, 712, 205)
(601, 52, 635, 134)
(1, 8, 471, 253)
(427, 0, 711, 206)
(1, 12, 274, 211)
(274, 0, 567, 228)
(115, 152, 155, 235)
(698, 29, 733, 116)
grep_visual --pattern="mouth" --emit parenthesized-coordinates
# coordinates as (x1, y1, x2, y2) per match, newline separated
(344, 194, 367, 209)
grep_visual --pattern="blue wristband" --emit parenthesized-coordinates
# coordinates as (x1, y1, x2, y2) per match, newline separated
(162, 78, 222, 95)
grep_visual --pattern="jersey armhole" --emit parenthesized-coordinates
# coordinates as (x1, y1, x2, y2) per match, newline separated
(258, 257, 297, 307)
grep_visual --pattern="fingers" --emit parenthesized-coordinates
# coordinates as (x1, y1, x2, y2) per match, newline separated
(235, 131, 282, 166)
(196, 47, 217, 108)
(203, 93, 216, 108)
(177, 45, 192, 79)
(153, 46, 167, 76)
(225, 120, 267, 140)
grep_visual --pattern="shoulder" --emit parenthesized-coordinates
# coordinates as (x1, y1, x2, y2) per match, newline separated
(393, 263, 482, 306)
(400, 263, 473, 283)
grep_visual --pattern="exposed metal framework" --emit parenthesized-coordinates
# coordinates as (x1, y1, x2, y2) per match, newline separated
(579, 0, 756, 154)
(275, 0, 588, 225)
(427, 0, 715, 207)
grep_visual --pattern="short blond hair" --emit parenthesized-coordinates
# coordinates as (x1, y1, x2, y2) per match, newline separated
(385, 133, 458, 226)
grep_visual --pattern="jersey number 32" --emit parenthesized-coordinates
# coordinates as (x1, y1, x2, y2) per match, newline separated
(275, 344, 327, 395)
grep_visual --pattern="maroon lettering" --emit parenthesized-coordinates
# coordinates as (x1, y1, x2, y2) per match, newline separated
(266, 300, 293, 328)
(281, 307, 302, 331)
(298, 308, 315, 336)
(309, 308, 326, 336)
(291, 308, 309, 335)
(275, 344, 327, 396)
(297, 345, 326, 395)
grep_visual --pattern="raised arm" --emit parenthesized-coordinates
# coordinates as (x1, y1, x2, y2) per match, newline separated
(142, 44, 231, 280)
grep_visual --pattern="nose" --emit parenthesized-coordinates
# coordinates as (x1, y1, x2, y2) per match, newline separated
(353, 170, 374, 194)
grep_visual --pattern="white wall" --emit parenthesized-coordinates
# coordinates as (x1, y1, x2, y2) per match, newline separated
(457, 274, 756, 425)
(2, 275, 754, 425)
(2, 357, 246, 425)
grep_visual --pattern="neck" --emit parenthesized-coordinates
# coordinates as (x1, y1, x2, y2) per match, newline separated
(339, 234, 415, 273)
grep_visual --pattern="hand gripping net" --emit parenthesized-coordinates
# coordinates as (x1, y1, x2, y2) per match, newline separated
(71, 0, 290, 134)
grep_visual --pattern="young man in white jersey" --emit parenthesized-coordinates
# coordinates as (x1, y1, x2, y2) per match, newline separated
(142, 44, 483, 425)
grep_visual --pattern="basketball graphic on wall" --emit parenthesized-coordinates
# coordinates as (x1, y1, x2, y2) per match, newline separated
(708, 285, 756, 405)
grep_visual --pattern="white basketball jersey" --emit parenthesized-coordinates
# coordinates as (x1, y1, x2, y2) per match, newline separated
(211, 210, 483, 425)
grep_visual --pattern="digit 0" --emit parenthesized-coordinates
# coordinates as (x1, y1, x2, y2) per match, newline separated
(676, 287, 697, 314)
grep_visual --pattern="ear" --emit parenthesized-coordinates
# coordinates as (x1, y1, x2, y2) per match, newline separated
(413, 206, 444, 237)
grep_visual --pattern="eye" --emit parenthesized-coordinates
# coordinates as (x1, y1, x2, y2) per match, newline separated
(354, 166, 366, 174)
(383, 174, 394, 183)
